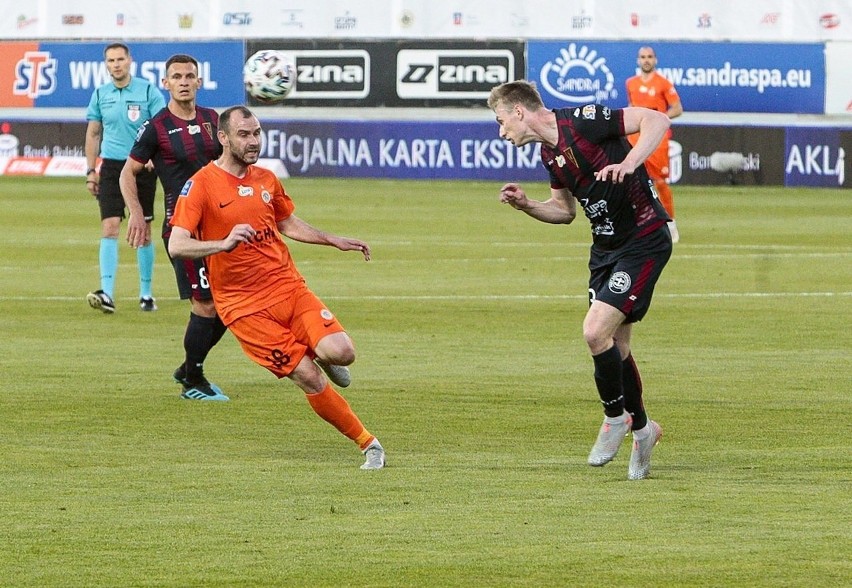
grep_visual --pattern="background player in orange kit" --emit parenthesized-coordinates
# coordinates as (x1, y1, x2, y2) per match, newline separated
(626, 46, 683, 242)
(168, 106, 385, 469)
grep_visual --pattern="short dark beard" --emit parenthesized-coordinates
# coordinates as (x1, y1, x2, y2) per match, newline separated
(232, 150, 259, 167)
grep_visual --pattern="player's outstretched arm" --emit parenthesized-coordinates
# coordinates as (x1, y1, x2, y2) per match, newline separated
(277, 215, 371, 260)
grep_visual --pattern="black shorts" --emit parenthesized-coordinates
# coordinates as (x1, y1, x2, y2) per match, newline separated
(163, 233, 213, 301)
(587, 226, 672, 323)
(97, 158, 157, 221)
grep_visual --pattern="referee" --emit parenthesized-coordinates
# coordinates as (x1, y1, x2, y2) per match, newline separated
(84, 42, 165, 313)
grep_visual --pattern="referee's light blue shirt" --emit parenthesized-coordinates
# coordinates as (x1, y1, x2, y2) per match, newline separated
(86, 77, 166, 160)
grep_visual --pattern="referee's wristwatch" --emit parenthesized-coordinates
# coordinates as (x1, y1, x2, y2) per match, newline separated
(86, 167, 97, 175)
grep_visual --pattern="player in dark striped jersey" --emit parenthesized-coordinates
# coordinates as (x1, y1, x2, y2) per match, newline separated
(488, 80, 673, 480)
(120, 54, 228, 401)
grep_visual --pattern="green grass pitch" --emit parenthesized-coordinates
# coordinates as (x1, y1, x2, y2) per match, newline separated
(1, 176, 850, 586)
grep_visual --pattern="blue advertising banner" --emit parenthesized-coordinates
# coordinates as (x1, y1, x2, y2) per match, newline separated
(784, 127, 847, 187)
(527, 41, 825, 114)
(257, 118, 542, 181)
(9, 41, 246, 108)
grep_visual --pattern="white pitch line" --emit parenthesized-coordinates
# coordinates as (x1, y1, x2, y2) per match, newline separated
(331, 292, 852, 300)
(4, 291, 850, 303)
(1, 249, 846, 273)
(291, 250, 850, 266)
(52, 239, 851, 252)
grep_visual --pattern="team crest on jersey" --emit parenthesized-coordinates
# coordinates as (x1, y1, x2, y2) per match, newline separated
(608, 271, 631, 294)
(561, 146, 578, 168)
(582, 105, 596, 120)
(261, 189, 271, 203)
(237, 185, 253, 197)
(179, 179, 192, 197)
(554, 147, 578, 169)
(202, 122, 213, 138)
(127, 104, 141, 122)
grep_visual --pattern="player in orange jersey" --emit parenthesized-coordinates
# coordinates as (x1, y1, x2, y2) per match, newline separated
(626, 46, 683, 242)
(168, 105, 384, 469)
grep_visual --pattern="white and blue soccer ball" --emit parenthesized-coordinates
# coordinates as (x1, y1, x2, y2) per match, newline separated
(243, 50, 296, 103)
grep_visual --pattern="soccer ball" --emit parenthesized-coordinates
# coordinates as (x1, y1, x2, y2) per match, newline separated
(243, 50, 296, 103)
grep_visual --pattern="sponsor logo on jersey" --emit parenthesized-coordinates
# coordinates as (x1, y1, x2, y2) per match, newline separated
(137, 121, 151, 140)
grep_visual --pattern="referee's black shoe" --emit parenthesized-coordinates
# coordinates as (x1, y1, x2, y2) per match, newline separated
(86, 289, 115, 314)
(139, 296, 157, 312)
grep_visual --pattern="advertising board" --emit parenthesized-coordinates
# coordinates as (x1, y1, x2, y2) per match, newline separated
(0, 41, 245, 108)
(245, 40, 525, 107)
(527, 41, 825, 114)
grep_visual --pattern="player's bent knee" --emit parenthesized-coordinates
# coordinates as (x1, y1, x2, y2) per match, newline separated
(315, 333, 356, 366)
(321, 346, 355, 367)
(190, 298, 217, 318)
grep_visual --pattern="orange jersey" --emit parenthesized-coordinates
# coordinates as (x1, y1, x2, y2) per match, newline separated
(625, 71, 681, 113)
(626, 72, 680, 180)
(171, 162, 302, 325)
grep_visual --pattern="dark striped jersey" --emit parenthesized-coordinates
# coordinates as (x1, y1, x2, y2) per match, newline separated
(129, 106, 222, 228)
(542, 105, 670, 251)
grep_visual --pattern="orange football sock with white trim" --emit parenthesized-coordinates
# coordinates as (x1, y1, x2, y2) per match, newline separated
(306, 385, 374, 449)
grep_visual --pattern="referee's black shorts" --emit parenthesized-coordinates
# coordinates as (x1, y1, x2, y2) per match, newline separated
(96, 158, 157, 221)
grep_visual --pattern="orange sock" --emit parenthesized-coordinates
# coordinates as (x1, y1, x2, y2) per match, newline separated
(306, 384, 374, 449)
(654, 179, 675, 218)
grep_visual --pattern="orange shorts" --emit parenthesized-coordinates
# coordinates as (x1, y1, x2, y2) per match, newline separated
(227, 284, 345, 378)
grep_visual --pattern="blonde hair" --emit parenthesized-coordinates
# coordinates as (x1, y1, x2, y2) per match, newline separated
(487, 80, 545, 112)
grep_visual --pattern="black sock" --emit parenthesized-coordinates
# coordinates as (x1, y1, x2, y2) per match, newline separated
(210, 315, 227, 348)
(592, 345, 625, 418)
(622, 354, 648, 430)
(184, 313, 220, 382)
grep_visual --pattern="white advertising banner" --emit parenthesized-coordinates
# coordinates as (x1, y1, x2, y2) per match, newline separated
(205, 0, 397, 39)
(825, 41, 852, 114)
(0, 0, 850, 42)
(790, 0, 852, 41)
